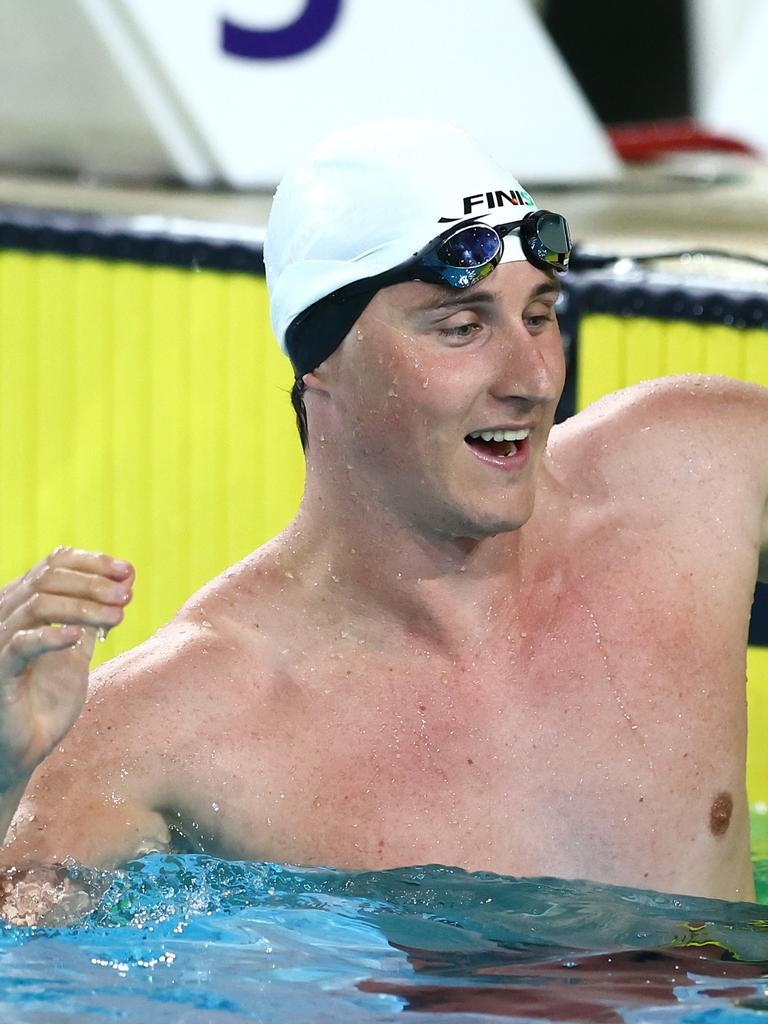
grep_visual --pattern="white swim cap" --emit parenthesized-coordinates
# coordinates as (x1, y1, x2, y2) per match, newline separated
(265, 118, 540, 375)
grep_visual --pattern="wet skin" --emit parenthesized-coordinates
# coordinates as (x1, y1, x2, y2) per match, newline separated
(4, 263, 768, 902)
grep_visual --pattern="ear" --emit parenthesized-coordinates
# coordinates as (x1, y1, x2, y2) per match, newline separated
(302, 368, 330, 394)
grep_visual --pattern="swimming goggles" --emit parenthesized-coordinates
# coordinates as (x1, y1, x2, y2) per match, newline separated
(285, 209, 571, 376)
(406, 210, 571, 288)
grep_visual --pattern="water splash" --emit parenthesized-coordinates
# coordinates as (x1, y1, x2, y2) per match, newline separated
(1, 855, 767, 1022)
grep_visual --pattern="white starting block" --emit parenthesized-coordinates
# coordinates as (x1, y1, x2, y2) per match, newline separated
(0, 0, 620, 187)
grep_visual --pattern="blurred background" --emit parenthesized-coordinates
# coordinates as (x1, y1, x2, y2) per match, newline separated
(0, 0, 767, 797)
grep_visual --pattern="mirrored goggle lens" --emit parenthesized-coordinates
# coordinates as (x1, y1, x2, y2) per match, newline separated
(436, 225, 501, 269)
(529, 213, 571, 270)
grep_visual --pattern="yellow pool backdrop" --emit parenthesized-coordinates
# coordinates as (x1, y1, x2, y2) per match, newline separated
(1, 248, 767, 802)
(0, 248, 305, 648)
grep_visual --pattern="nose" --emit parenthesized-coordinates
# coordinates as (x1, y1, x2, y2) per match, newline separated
(486, 320, 564, 408)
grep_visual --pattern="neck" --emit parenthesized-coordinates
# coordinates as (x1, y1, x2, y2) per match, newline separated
(278, 455, 554, 655)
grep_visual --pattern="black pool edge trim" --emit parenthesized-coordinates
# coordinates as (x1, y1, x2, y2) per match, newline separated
(562, 271, 768, 331)
(2, 207, 768, 329)
(0, 205, 265, 274)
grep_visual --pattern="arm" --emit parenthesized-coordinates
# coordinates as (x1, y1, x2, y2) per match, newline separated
(0, 547, 168, 921)
(0, 642, 182, 925)
(0, 547, 133, 835)
(702, 377, 768, 584)
(2, 672, 173, 869)
(584, 374, 768, 581)
(669, 376, 768, 582)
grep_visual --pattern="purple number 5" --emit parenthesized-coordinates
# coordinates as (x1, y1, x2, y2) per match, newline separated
(221, 1, 343, 59)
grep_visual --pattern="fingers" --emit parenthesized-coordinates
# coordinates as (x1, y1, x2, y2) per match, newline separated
(0, 549, 124, 784)
(1, 625, 85, 681)
(0, 548, 134, 629)
(1, 592, 126, 644)
(28, 547, 134, 586)
(26, 566, 131, 607)
(0, 572, 28, 611)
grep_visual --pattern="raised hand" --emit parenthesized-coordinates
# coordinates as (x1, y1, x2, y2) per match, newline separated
(0, 547, 134, 791)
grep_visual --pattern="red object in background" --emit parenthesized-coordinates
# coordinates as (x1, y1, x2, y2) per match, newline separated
(608, 118, 756, 162)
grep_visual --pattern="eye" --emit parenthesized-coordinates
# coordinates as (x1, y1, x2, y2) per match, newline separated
(524, 306, 557, 330)
(438, 321, 482, 340)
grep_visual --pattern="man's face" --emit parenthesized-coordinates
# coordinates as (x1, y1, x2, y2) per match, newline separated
(316, 260, 566, 540)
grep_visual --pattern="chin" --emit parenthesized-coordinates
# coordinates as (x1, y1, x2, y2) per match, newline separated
(459, 485, 538, 538)
(425, 499, 535, 541)
(465, 510, 533, 538)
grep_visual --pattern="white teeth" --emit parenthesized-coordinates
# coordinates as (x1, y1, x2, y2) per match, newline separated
(468, 428, 531, 441)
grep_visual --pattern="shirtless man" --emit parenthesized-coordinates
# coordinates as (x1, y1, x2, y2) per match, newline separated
(0, 120, 766, 917)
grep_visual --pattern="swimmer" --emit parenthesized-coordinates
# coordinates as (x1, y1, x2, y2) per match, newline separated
(0, 119, 766, 922)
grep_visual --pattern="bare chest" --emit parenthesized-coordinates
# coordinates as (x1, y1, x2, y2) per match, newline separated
(177, 546, 753, 898)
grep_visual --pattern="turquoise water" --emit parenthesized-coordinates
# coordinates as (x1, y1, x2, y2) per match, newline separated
(0, 849, 767, 1024)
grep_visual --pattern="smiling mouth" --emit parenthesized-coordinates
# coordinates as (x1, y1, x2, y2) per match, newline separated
(464, 428, 530, 459)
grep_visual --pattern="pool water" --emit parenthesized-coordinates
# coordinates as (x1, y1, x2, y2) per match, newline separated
(1, 826, 767, 1023)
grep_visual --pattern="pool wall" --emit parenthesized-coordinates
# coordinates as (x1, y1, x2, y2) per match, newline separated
(1, 208, 766, 801)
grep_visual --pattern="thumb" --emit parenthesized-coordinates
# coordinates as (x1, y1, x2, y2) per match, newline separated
(73, 626, 99, 664)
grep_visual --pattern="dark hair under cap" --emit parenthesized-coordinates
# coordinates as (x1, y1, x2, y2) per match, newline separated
(286, 280, 380, 454)
(285, 280, 381, 378)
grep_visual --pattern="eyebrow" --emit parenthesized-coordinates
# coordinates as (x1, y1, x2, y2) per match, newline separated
(420, 278, 561, 313)
(529, 280, 562, 301)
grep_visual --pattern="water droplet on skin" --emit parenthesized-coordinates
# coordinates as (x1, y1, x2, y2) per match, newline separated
(211, 802, 220, 813)
(97, 627, 107, 643)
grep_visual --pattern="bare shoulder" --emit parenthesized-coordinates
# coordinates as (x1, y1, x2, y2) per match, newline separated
(5, 549, 283, 869)
(558, 374, 766, 434)
(77, 543, 289, 766)
(549, 374, 768, 488)
(2, 620, 207, 868)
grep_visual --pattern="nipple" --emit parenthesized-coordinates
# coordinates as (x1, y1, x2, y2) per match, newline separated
(709, 791, 733, 836)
